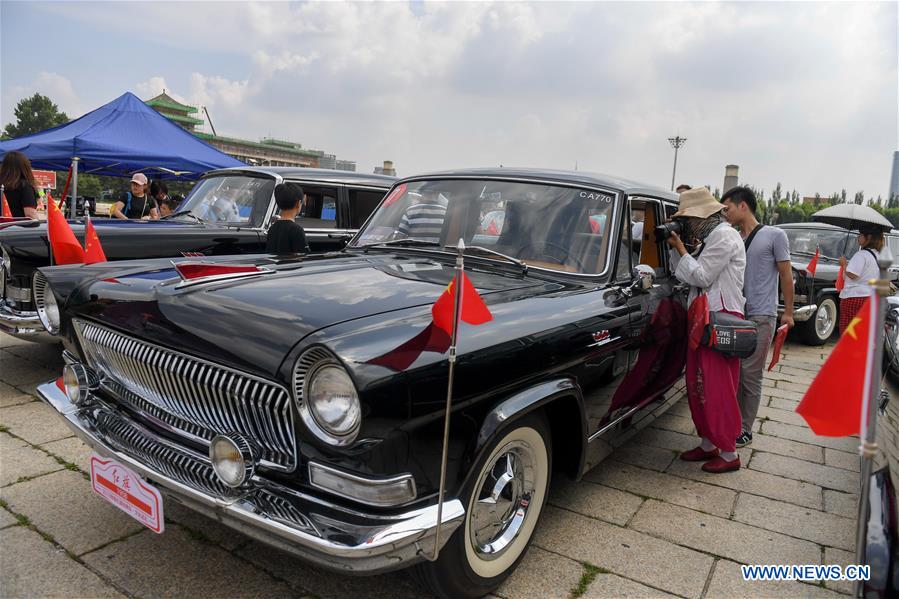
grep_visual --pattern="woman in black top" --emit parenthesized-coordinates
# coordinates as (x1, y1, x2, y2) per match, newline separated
(0, 151, 39, 218)
(266, 183, 310, 254)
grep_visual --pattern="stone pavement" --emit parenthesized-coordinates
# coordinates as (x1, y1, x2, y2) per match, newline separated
(0, 332, 859, 598)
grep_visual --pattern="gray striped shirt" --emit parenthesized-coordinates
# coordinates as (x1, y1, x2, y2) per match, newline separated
(397, 201, 447, 243)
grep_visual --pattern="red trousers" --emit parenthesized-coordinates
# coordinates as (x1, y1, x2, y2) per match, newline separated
(685, 335, 742, 453)
(839, 297, 867, 335)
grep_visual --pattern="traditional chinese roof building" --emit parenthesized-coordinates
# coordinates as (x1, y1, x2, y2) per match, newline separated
(145, 92, 204, 132)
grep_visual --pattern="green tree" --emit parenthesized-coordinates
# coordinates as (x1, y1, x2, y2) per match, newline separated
(840, 189, 847, 204)
(854, 190, 865, 205)
(2, 93, 69, 139)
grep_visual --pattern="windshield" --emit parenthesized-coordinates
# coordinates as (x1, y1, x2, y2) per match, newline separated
(784, 228, 855, 259)
(352, 179, 618, 274)
(173, 175, 274, 226)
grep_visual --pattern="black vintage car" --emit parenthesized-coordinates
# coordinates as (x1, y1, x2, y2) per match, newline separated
(779, 223, 899, 345)
(33, 169, 687, 597)
(0, 167, 395, 342)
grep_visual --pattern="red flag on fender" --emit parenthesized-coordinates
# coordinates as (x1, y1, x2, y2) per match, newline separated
(805, 246, 820, 277)
(1, 191, 12, 218)
(795, 296, 874, 436)
(46, 193, 84, 265)
(835, 264, 846, 291)
(431, 271, 493, 335)
(83, 215, 107, 264)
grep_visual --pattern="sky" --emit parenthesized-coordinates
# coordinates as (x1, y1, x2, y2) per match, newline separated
(1, 1, 897, 199)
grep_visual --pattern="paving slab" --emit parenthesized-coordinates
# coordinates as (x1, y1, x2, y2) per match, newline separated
(40, 436, 94, 473)
(732, 493, 855, 551)
(706, 558, 846, 598)
(164, 501, 251, 552)
(757, 405, 809, 427)
(608, 443, 677, 472)
(629, 500, 822, 566)
(0, 400, 74, 445)
(629, 426, 697, 453)
(534, 506, 713, 598)
(585, 461, 737, 519)
(496, 546, 583, 599)
(0, 381, 34, 407)
(0, 429, 27, 450)
(3, 343, 65, 370)
(765, 386, 806, 402)
(824, 448, 861, 473)
(236, 539, 425, 598)
(823, 490, 858, 519)
(582, 572, 675, 598)
(0, 440, 64, 486)
(0, 506, 17, 528)
(748, 434, 824, 464)
(749, 452, 859, 493)
(549, 478, 644, 526)
(0, 354, 57, 386)
(83, 527, 295, 598)
(767, 396, 801, 412)
(649, 413, 696, 435)
(779, 363, 825, 375)
(823, 546, 857, 595)
(778, 380, 819, 394)
(0, 469, 143, 556)
(761, 420, 859, 453)
(665, 454, 824, 509)
(0, 526, 124, 598)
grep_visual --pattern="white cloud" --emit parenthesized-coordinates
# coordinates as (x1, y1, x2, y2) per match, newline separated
(10, 72, 80, 118)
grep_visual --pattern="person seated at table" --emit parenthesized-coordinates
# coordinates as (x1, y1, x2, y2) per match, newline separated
(266, 182, 309, 254)
(112, 173, 158, 220)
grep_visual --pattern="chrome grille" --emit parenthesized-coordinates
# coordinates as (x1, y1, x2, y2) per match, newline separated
(97, 410, 232, 497)
(255, 490, 318, 534)
(75, 320, 297, 471)
(32, 271, 47, 308)
(292, 346, 332, 402)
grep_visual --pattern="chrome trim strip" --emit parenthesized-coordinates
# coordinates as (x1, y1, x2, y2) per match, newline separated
(308, 461, 418, 507)
(74, 319, 297, 471)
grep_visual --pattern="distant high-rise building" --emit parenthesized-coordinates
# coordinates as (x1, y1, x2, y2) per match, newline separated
(374, 160, 396, 176)
(890, 151, 899, 200)
(723, 164, 739, 193)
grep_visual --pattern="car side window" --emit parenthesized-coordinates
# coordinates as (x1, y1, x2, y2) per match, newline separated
(295, 185, 339, 229)
(347, 188, 387, 229)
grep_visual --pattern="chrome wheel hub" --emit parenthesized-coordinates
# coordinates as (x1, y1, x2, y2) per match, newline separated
(815, 302, 835, 338)
(469, 441, 536, 560)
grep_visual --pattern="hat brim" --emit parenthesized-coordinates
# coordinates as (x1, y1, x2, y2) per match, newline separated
(670, 203, 724, 219)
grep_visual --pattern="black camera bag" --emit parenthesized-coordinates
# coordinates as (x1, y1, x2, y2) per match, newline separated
(700, 311, 758, 358)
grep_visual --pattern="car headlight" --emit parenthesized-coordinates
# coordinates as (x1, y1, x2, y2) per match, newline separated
(33, 271, 60, 334)
(294, 348, 361, 446)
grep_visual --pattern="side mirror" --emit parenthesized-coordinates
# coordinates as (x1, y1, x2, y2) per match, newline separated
(632, 264, 655, 291)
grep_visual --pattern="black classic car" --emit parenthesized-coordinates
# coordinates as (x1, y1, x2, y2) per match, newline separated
(0, 167, 395, 342)
(33, 169, 687, 597)
(779, 223, 899, 345)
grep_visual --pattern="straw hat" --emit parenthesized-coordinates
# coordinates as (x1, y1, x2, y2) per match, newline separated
(671, 187, 724, 219)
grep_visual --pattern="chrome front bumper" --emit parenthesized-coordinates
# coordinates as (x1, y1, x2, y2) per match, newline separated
(0, 298, 55, 342)
(779, 303, 818, 323)
(36, 380, 464, 574)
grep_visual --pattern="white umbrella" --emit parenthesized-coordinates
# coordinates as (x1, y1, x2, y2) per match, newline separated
(811, 203, 894, 231)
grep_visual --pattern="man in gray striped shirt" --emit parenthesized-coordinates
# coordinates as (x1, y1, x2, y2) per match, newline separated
(397, 190, 447, 244)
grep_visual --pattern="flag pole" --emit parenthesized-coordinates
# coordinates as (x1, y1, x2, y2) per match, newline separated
(853, 243, 893, 596)
(69, 158, 79, 219)
(430, 238, 466, 562)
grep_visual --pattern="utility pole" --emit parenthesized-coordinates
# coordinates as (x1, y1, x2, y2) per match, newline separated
(668, 135, 687, 191)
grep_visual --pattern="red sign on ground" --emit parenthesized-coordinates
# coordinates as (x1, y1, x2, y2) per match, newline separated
(33, 170, 56, 189)
(90, 455, 164, 533)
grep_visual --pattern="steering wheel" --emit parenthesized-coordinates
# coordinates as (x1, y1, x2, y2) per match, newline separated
(517, 242, 584, 271)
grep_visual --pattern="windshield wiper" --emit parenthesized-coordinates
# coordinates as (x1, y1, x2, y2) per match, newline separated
(357, 239, 442, 249)
(445, 244, 527, 273)
(164, 210, 206, 223)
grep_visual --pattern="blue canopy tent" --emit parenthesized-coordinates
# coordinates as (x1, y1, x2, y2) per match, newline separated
(0, 92, 244, 215)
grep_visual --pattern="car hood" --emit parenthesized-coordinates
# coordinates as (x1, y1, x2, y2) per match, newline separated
(47, 252, 547, 377)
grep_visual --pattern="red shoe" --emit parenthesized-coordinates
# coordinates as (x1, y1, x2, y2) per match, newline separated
(702, 455, 741, 473)
(680, 446, 720, 462)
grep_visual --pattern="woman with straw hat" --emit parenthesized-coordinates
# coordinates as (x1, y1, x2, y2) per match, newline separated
(667, 187, 747, 473)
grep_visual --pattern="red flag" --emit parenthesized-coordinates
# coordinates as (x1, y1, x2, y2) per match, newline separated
(805, 247, 820, 277)
(486, 220, 500, 235)
(796, 297, 873, 436)
(835, 264, 845, 291)
(767, 324, 789, 371)
(46, 193, 84, 265)
(431, 271, 493, 336)
(1, 191, 12, 218)
(83, 215, 107, 264)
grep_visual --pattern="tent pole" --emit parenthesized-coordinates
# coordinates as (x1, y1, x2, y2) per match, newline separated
(69, 158, 79, 219)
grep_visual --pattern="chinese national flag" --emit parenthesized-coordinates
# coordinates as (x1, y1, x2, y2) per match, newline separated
(796, 298, 872, 436)
(805, 247, 820, 277)
(47, 193, 84, 265)
(486, 220, 500, 235)
(1, 191, 12, 218)
(835, 264, 845, 291)
(83, 215, 107, 264)
(431, 271, 493, 335)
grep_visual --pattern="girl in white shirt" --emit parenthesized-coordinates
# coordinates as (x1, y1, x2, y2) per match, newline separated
(837, 226, 883, 334)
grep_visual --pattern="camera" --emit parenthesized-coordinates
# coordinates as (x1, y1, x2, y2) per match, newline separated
(654, 220, 683, 239)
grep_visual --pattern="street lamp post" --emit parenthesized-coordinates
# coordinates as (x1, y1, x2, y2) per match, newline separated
(668, 135, 687, 191)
